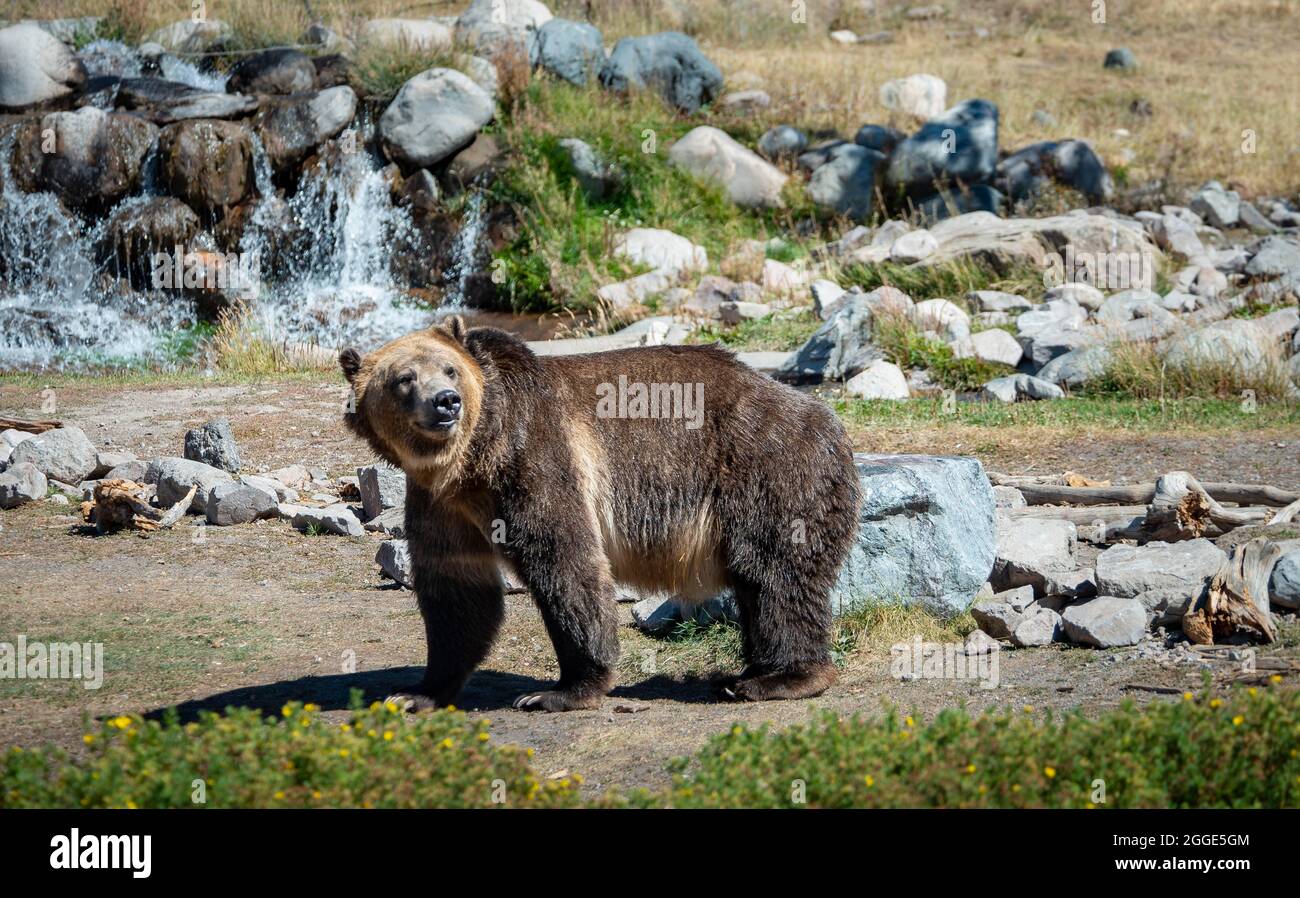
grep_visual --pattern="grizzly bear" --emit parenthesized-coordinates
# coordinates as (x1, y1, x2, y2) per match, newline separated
(340, 317, 860, 712)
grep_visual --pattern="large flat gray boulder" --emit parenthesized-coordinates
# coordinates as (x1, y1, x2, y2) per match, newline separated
(1094, 539, 1227, 623)
(9, 426, 98, 484)
(830, 454, 996, 615)
(1061, 596, 1147, 647)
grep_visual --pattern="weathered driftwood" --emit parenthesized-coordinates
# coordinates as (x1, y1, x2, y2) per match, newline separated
(0, 415, 62, 434)
(988, 472, 1112, 489)
(1144, 472, 1266, 541)
(990, 473, 1299, 509)
(84, 480, 195, 533)
(1267, 497, 1300, 528)
(1182, 539, 1279, 646)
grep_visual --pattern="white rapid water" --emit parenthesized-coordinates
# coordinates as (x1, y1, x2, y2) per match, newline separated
(0, 133, 195, 370)
(440, 188, 488, 311)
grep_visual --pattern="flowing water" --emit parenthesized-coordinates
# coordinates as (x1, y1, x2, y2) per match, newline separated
(0, 40, 499, 371)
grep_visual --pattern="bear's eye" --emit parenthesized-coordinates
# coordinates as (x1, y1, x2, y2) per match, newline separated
(393, 371, 416, 388)
(444, 366, 457, 380)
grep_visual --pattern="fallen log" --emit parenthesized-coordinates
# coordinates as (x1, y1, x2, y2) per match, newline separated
(0, 415, 62, 434)
(84, 480, 196, 533)
(995, 477, 1299, 509)
(1144, 472, 1266, 541)
(1182, 539, 1279, 646)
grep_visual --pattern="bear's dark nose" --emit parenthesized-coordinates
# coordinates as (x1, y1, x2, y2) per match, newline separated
(430, 389, 461, 424)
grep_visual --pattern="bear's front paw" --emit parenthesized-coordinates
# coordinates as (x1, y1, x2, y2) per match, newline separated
(512, 688, 602, 712)
(385, 690, 441, 713)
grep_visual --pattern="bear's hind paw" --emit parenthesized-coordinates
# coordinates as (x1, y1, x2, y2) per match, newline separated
(385, 690, 441, 713)
(512, 688, 603, 712)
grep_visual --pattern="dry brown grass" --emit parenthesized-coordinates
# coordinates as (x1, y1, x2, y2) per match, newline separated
(207, 301, 336, 375)
(10, 0, 1298, 195)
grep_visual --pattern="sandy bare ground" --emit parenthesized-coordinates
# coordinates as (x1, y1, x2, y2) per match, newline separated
(1, 378, 1298, 794)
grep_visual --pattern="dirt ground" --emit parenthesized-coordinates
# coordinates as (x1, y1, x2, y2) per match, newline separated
(1, 378, 1298, 794)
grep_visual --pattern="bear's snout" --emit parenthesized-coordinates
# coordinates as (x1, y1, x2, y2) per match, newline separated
(424, 389, 462, 429)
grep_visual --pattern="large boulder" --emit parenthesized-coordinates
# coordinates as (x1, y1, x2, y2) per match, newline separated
(379, 68, 494, 168)
(1094, 539, 1227, 623)
(0, 462, 47, 509)
(885, 99, 999, 200)
(0, 22, 88, 109)
(995, 139, 1112, 205)
(158, 119, 255, 218)
(9, 426, 97, 483)
(255, 86, 357, 172)
(11, 107, 158, 211)
(807, 144, 886, 221)
(206, 480, 278, 525)
(149, 457, 233, 513)
(102, 77, 261, 124)
(776, 293, 878, 384)
(668, 126, 787, 209)
(358, 462, 407, 520)
(147, 19, 232, 54)
(991, 516, 1076, 593)
(455, 0, 552, 55)
(878, 74, 946, 120)
(101, 197, 201, 288)
(613, 228, 707, 273)
(830, 454, 996, 615)
(361, 19, 454, 51)
(1036, 344, 1112, 387)
(531, 18, 604, 85)
(559, 138, 622, 199)
(599, 31, 723, 114)
(226, 48, 316, 95)
(1163, 319, 1279, 381)
(758, 125, 808, 160)
(1061, 596, 1147, 647)
(184, 419, 241, 473)
(844, 360, 909, 400)
(920, 210, 1161, 274)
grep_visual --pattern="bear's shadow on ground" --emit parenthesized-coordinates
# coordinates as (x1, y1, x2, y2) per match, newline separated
(149, 668, 718, 722)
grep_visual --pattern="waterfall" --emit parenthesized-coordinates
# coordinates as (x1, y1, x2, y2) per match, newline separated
(440, 188, 488, 311)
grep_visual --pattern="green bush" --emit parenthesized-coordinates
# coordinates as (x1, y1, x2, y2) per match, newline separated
(1, 696, 587, 809)
(663, 684, 1300, 808)
(5, 686, 1298, 808)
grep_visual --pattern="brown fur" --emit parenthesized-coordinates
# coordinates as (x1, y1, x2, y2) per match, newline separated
(342, 318, 860, 711)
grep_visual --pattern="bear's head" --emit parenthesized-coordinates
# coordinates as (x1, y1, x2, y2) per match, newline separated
(339, 316, 484, 487)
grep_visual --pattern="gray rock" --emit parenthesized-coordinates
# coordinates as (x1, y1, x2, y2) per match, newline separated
(287, 503, 364, 537)
(91, 449, 137, 479)
(1103, 47, 1137, 70)
(1016, 299, 1088, 339)
(1094, 539, 1226, 616)
(9, 426, 98, 484)
(993, 485, 1026, 509)
(0, 22, 87, 109)
(158, 119, 254, 217)
(996, 139, 1112, 205)
(205, 480, 278, 525)
(831, 454, 996, 615)
(1150, 213, 1206, 262)
(1245, 236, 1300, 279)
(99, 77, 260, 124)
(913, 185, 1005, 222)
(854, 123, 906, 154)
(1011, 608, 1063, 647)
(357, 462, 407, 520)
(970, 290, 1032, 313)
(1036, 344, 1112, 387)
(1270, 551, 1300, 610)
(0, 462, 47, 509)
(1163, 319, 1277, 381)
(775, 292, 878, 384)
(1041, 568, 1097, 599)
(104, 459, 150, 483)
(559, 137, 622, 199)
(254, 85, 358, 172)
(982, 373, 1066, 403)
(992, 516, 1076, 592)
(964, 628, 1001, 656)
(150, 457, 233, 513)
(1190, 182, 1240, 229)
(184, 419, 241, 473)
(885, 99, 999, 200)
(632, 592, 737, 635)
(11, 107, 158, 211)
(807, 144, 886, 221)
(376, 539, 414, 588)
(0, 429, 33, 449)
(455, 0, 550, 56)
(226, 47, 316, 95)
(1062, 596, 1147, 647)
(971, 600, 1024, 639)
(758, 125, 808, 160)
(379, 68, 494, 168)
(1238, 201, 1279, 234)
(598, 31, 723, 114)
(669, 126, 787, 209)
(363, 504, 406, 538)
(531, 18, 604, 85)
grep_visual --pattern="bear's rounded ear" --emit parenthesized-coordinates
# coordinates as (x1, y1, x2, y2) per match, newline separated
(442, 315, 467, 344)
(339, 347, 363, 384)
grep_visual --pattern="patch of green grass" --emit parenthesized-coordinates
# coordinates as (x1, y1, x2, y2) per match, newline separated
(839, 258, 1047, 305)
(831, 601, 975, 667)
(689, 312, 822, 352)
(829, 396, 1300, 432)
(871, 311, 1012, 391)
(350, 43, 462, 100)
(490, 80, 826, 313)
(1087, 337, 1296, 402)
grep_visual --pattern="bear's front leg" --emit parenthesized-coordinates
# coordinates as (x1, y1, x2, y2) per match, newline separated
(509, 544, 619, 712)
(388, 487, 505, 711)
